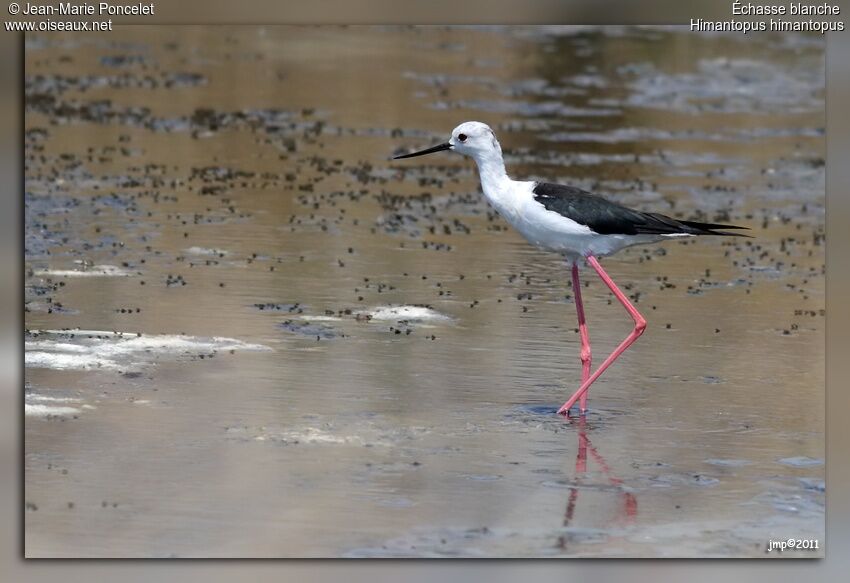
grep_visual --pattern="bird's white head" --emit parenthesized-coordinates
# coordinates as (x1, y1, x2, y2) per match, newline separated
(448, 121, 501, 159)
(393, 121, 503, 166)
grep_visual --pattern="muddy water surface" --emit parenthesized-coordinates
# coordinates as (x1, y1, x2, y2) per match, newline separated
(24, 26, 824, 557)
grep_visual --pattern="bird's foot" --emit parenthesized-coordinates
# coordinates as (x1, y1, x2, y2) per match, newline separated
(557, 404, 587, 417)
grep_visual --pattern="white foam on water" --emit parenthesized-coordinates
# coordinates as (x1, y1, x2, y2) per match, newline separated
(239, 427, 364, 445)
(25, 329, 272, 372)
(777, 456, 824, 467)
(33, 265, 135, 277)
(27, 394, 81, 403)
(25, 392, 83, 417)
(184, 246, 229, 256)
(280, 428, 363, 445)
(25, 403, 81, 417)
(363, 305, 454, 323)
(227, 420, 431, 448)
(297, 315, 342, 322)
(25, 348, 117, 370)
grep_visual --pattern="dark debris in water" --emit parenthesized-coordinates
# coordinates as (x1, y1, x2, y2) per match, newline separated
(645, 473, 720, 488)
(99, 54, 150, 68)
(26, 71, 206, 96)
(253, 302, 303, 313)
(279, 320, 338, 340)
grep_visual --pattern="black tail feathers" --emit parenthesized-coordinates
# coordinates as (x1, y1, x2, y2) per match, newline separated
(678, 219, 752, 237)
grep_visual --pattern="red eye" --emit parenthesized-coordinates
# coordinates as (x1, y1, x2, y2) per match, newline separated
(458, 133, 467, 142)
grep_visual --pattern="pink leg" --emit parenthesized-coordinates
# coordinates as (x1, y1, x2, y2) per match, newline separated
(571, 262, 592, 412)
(558, 255, 647, 416)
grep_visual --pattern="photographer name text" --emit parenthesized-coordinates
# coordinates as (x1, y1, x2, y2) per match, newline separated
(17, 2, 154, 16)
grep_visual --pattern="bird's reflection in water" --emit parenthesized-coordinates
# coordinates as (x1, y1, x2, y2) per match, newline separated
(557, 415, 637, 551)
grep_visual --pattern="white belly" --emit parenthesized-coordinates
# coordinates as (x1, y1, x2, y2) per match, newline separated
(484, 180, 672, 259)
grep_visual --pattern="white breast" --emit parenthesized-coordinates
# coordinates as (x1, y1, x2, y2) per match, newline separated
(482, 180, 592, 255)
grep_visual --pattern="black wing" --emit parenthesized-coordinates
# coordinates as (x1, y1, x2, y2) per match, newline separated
(531, 183, 749, 236)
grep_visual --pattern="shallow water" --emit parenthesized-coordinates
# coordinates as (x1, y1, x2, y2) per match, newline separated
(24, 26, 824, 557)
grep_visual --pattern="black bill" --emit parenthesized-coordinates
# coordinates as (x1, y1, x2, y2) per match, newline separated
(393, 142, 453, 159)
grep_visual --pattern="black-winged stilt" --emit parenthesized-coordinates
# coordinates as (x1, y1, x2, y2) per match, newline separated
(394, 121, 749, 416)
